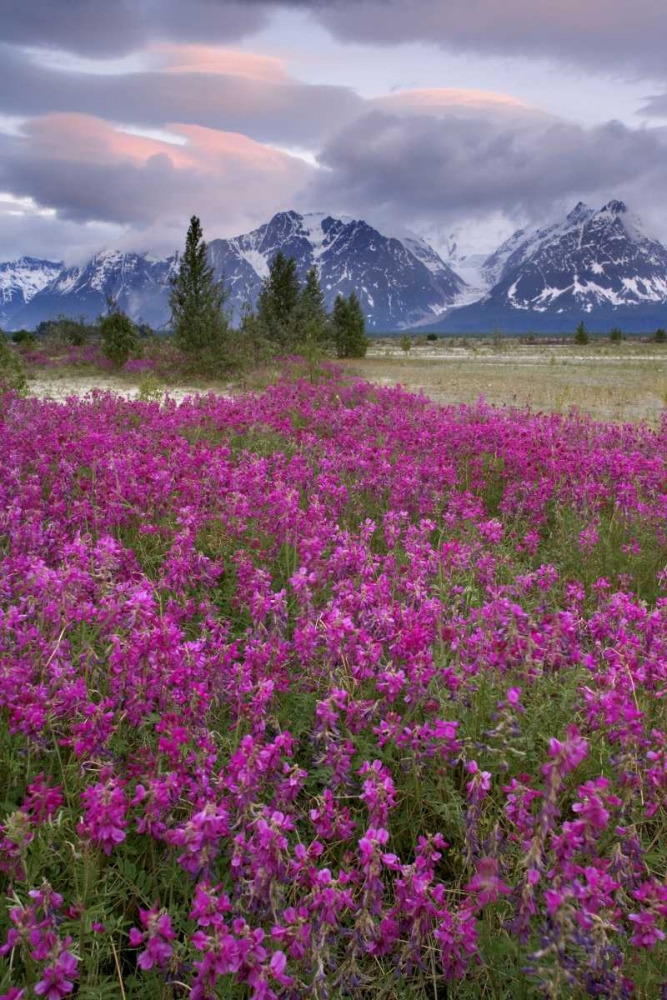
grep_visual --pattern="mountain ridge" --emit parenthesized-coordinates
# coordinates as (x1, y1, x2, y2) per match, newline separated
(5, 202, 667, 334)
(7, 212, 465, 333)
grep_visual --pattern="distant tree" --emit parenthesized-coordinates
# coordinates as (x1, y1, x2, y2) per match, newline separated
(11, 329, 36, 346)
(574, 321, 589, 345)
(100, 307, 140, 367)
(256, 252, 301, 349)
(654, 328, 666, 344)
(400, 334, 412, 354)
(170, 215, 228, 355)
(609, 326, 623, 344)
(44, 315, 90, 346)
(332, 292, 368, 358)
(426, 333, 439, 342)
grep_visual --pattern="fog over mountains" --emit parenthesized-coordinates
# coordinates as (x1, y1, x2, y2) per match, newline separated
(4, 200, 667, 333)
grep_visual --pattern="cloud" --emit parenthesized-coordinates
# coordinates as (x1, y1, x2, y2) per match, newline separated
(6, 0, 667, 78)
(310, 107, 667, 231)
(296, 0, 667, 79)
(2, 0, 268, 56)
(0, 43, 363, 147)
(0, 113, 313, 257)
(152, 44, 286, 81)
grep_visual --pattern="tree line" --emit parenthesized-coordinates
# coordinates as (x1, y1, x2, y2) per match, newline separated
(98, 215, 368, 369)
(171, 216, 367, 363)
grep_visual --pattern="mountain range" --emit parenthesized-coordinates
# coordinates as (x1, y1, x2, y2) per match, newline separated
(3, 201, 667, 334)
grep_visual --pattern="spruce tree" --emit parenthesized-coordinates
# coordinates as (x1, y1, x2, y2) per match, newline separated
(332, 292, 368, 358)
(574, 321, 589, 346)
(256, 252, 300, 348)
(345, 291, 368, 357)
(170, 216, 227, 356)
(332, 295, 350, 358)
(295, 267, 329, 346)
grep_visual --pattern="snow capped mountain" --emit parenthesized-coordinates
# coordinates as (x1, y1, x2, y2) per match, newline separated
(439, 200, 667, 332)
(8, 212, 465, 332)
(0, 257, 63, 327)
(8, 202, 667, 334)
(207, 211, 466, 330)
(13, 250, 175, 330)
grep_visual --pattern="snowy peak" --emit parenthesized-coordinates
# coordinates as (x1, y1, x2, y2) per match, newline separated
(11, 250, 175, 330)
(566, 201, 594, 225)
(0, 257, 63, 326)
(441, 198, 667, 331)
(8, 212, 465, 332)
(492, 198, 667, 312)
(207, 211, 466, 330)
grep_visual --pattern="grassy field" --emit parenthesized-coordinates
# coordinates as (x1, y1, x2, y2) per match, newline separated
(345, 340, 667, 423)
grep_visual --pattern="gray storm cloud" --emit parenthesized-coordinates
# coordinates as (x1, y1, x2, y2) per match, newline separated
(7, 0, 667, 75)
(309, 109, 667, 227)
(2, 0, 268, 55)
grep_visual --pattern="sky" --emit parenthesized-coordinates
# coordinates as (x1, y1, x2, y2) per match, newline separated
(3, 0, 667, 264)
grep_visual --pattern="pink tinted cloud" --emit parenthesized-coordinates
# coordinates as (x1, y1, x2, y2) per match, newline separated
(20, 113, 194, 168)
(375, 89, 529, 112)
(1, 112, 312, 233)
(152, 43, 287, 83)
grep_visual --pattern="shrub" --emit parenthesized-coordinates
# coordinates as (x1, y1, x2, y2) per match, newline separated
(0, 333, 28, 393)
(11, 329, 36, 346)
(100, 311, 141, 367)
(399, 334, 412, 354)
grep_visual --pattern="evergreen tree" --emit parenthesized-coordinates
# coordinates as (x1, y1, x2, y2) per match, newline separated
(295, 268, 329, 346)
(609, 326, 623, 344)
(170, 216, 228, 355)
(256, 252, 300, 348)
(345, 291, 368, 358)
(574, 321, 589, 345)
(332, 295, 349, 358)
(100, 308, 140, 367)
(654, 328, 666, 344)
(332, 292, 368, 358)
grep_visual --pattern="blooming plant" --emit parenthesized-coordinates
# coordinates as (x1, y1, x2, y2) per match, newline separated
(1, 376, 667, 998)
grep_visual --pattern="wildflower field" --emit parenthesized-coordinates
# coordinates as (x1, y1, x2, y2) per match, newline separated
(1, 374, 666, 999)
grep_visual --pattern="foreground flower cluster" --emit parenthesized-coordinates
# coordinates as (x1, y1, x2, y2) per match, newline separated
(1, 376, 666, 999)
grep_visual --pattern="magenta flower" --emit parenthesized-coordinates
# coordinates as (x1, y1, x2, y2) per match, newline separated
(33, 949, 78, 999)
(129, 907, 176, 971)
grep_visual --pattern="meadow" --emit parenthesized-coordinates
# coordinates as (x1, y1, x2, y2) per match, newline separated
(1, 370, 666, 999)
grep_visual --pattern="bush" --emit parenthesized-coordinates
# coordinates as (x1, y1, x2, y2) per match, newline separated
(137, 373, 165, 401)
(11, 329, 36, 346)
(100, 311, 141, 367)
(426, 332, 439, 342)
(37, 316, 92, 346)
(399, 334, 412, 354)
(0, 334, 28, 393)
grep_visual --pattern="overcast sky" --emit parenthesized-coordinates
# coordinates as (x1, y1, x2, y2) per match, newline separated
(3, 0, 667, 262)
